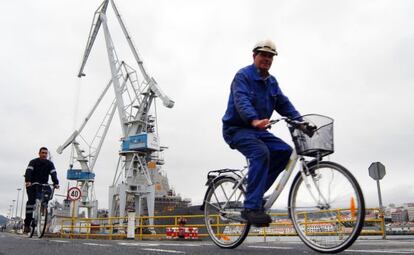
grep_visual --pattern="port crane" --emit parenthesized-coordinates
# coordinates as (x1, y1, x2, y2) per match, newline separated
(57, 0, 174, 225)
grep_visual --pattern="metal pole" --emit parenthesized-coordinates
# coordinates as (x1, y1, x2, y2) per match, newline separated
(15, 188, 21, 219)
(20, 186, 25, 219)
(376, 180, 386, 239)
(71, 200, 76, 236)
(11, 200, 16, 218)
(9, 205, 13, 219)
(376, 180, 383, 209)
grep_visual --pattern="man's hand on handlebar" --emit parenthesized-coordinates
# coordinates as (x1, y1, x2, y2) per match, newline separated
(251, 119, 270, 130)
(54, 184, 60, 189)
(298, 122, 317, 137)
(252, 118, 317, 136)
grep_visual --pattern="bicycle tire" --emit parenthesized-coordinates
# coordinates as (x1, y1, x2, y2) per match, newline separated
(29, 218, 35, 238)
(204, 177, 250, 249)
(288, 161, 365, 253)
(37, 203, 48, 238)
(29, 200, 41, 238)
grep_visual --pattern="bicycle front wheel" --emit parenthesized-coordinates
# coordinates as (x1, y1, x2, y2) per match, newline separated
(28, 218, 35, 238)
(29, 200, 41, 238)
(37, 203, 48, 238)
(288, 161, 365, 253)
(204, 177, 250, 249)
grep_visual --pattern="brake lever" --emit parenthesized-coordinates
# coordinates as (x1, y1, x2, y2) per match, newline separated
(265, 119, 279, 129)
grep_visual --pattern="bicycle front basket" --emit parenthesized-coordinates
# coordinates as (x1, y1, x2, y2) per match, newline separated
(289, 114, 334, 157)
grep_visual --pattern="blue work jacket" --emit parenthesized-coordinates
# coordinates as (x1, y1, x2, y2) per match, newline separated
(222, 64, 301, 145)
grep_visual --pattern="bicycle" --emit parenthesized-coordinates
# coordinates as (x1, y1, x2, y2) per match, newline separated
(201, 114, 365, 253)
(28, 183, 55, 238)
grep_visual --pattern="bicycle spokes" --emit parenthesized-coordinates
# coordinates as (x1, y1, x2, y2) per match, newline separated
(204, 177, 250, 248)
(301, 170, 331, 209)
(290, 162, 365, 253)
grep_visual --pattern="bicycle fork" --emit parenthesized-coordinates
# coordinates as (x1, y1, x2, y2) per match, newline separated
(31, 199, 41, 228)
(299, 160, 330, 210)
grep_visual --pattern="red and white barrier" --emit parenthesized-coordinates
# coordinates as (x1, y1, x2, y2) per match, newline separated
(166, 227, 198, 240)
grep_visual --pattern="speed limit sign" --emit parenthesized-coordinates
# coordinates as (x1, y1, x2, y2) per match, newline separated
(68, 187, 82, 201)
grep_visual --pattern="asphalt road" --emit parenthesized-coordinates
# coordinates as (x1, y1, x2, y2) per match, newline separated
(1, 233, 414, 255)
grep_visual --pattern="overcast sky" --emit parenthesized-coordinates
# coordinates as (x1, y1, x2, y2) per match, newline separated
(1, 0, 413, 216)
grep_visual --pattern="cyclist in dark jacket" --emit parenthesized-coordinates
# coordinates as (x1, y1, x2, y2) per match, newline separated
(23, 147, 59, 233)
(222, 39, 301, 226)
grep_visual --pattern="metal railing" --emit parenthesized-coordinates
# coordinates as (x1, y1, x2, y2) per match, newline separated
(57, 208, 385, 240)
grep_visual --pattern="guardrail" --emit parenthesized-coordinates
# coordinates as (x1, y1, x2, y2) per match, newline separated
(57, 208, 385, 240)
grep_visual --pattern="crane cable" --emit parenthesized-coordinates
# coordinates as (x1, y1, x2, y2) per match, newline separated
(70, 78, 82, 167)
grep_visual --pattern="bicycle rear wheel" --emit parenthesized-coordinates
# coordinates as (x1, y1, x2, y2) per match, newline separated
(204, 177, 250, 248)
(288, 161, 365, 253)
(37, 203, 48, 238)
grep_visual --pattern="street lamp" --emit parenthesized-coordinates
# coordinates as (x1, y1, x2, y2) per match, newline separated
(16, 188, 21, 219)
(11, 200, 16, 218)
(9, 204, 13, 219)
(20, 186, 25, 219)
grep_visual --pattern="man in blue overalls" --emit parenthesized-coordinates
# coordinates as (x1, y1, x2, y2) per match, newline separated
(222, 39, 301, 226)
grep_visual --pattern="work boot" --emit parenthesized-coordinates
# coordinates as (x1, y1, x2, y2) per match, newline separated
(241, 209, 272, 227)
(23, 226, 31, 234)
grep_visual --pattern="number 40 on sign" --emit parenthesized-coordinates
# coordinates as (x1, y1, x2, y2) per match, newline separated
(68, 187, 82, 201)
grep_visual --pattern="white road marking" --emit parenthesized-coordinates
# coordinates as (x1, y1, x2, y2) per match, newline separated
(357, 240, 414, 246)
(346, 249, 414, 254)
(27, 238, 42, 241)
(118, 242, 200, 247)
(156, 243, 200, 247)
(50, 240, 70, 243)
(83, 242, 112, 247)
(142, 248, 185, 254)
(118, 242, 159, 246)
(248, 245, 293, 250)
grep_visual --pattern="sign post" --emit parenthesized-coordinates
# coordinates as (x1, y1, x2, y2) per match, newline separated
(68, 187, 82, 235)
(127, 211, 136, 239)
(368, 162, 386, 239)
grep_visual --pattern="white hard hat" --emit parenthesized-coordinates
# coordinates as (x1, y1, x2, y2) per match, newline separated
(253, 39, 278, 55)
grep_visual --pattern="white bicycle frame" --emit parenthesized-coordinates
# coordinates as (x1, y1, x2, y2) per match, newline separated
(34, 199, 42, 234)
(263, 150, 299, 210)
(32, 200, 40, 224)
(220, 148, 330, 217)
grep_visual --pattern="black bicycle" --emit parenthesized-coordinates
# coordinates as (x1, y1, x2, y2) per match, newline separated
(28, 183, 55, 238)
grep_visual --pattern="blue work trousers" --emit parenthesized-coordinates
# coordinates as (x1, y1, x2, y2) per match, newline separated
(230, 129, 292, 209)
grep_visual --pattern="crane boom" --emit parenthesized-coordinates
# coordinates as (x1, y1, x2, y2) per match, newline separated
(110, 0, 174, 108)
(78, 0, 109, 77)
(57, 75, 115, 154)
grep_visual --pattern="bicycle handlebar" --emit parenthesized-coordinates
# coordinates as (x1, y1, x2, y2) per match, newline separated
(30, 182, 56, 199)
(31, 182, 53, 186)
(30, 182, 58, 188)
